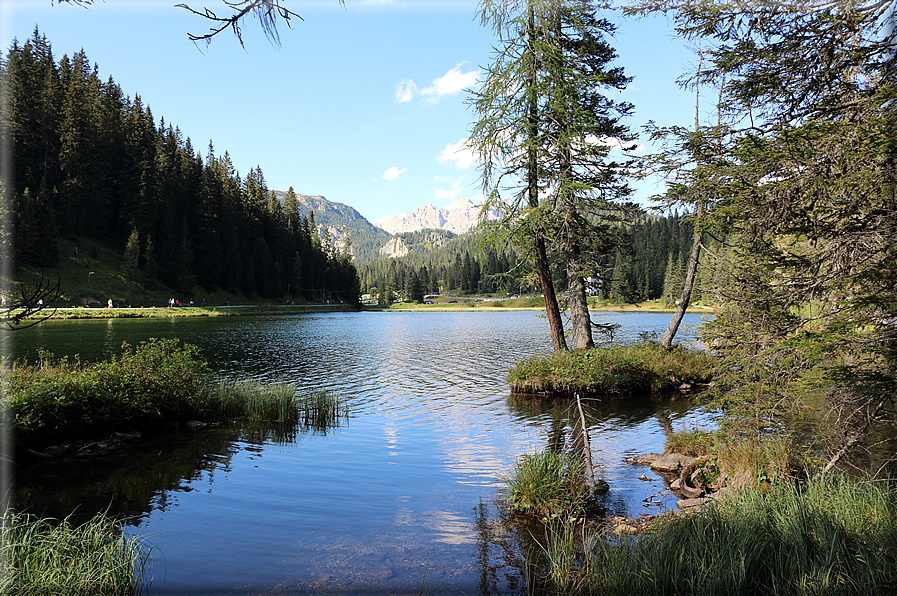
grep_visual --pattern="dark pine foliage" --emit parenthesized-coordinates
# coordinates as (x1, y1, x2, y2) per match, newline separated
(3, 29, 359, 305)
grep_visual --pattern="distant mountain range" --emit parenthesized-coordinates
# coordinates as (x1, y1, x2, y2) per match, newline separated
(273, 192, 497, 264)
(377, 198, 498, 235)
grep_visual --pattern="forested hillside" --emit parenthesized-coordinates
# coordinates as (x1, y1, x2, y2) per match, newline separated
(3, 29, 359, 305)
(357, 212, 707, 305)
(270, 190, 390, 264)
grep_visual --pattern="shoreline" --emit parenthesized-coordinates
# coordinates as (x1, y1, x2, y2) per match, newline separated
(29, 300, 714, 320)
(35, 304, 356, 320)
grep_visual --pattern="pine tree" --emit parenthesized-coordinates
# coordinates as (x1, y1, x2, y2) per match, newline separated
(122, 228, 140, 274)
(470, 0, 568, 352)
(629, 0, 897, 456)
(471, 0, 637, 350)
(143, 234, 158, 288)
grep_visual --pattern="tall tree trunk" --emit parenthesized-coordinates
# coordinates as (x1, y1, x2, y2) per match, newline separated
(661, 51, 704, 350)
(660, 216, 702, 349)
(550, 0, 593, 351)
(527, 3, 567, 353)
(536, 237, 568, 353)
(566, 244, 594, 350)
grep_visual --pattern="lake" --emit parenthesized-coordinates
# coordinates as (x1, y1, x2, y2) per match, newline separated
(11, 310, 713, 595)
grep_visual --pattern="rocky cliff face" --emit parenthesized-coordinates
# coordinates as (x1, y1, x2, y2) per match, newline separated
(379, 237, 409, 258)
(378, 198, 497, 235)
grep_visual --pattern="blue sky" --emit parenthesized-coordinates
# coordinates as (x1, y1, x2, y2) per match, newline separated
(1, 0, 700, 222)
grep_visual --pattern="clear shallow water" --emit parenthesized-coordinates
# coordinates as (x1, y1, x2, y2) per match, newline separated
(12, 310, 714, 595)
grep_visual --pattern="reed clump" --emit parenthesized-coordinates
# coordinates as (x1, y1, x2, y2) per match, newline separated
(500, 450, 591, 521)
(508, 341, 715, 397)
(203, 380, 346, 427)
(0, 510, 152, 595)
(298, 390, 346, 430)
(529, 474, 897, 595)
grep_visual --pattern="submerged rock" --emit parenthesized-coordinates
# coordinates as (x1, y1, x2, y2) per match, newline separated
(626, 453, 662, 465)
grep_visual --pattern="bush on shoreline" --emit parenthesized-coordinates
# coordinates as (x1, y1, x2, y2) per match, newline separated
(6, 339, 211, 449)
(508, 342, 716, 397)
(3, 338, 345, 450)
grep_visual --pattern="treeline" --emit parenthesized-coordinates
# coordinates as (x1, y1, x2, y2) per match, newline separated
(3, 29, 359, 304)
(612, 212, 718, 306)
(359, 213, 708, 304)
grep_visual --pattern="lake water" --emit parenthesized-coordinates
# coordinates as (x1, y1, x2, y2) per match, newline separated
(11, 310, 714, 595)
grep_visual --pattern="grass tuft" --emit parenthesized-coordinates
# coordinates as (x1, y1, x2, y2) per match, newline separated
(500, 450, 590, 521)
(203, 380, 347, 427)
(0, 510, 152, 596)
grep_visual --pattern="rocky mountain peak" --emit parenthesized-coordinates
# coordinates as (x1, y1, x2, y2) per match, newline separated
(377, 198, 497, 235)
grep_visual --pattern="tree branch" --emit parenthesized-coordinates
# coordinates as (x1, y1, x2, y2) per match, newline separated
(2, 273, 61, 330)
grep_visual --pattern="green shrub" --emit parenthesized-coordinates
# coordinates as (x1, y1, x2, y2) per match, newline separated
(5, 338, 212, 448)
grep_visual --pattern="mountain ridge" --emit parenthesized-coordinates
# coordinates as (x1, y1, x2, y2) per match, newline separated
(273, 192, 497, 263)
(377, 197, 498, 235)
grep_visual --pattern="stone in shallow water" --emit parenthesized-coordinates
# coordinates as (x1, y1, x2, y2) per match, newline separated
(369, 566, 394, 580)
(626, 453, 662, 465)
(650, 453, 696, 472)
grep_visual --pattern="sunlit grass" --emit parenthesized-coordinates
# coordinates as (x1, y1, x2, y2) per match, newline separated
(508, 341, 716, 396)
(0, 510, 152, 596)
(665, 427, 809, 489)
(530, 474, 897, 595)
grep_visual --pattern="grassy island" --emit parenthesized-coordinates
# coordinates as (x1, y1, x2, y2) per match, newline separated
(507, 341, 716, 397)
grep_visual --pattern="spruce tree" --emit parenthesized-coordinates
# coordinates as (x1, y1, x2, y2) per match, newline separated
(628, 0, 897, 457)
(122, 228, 140, 274)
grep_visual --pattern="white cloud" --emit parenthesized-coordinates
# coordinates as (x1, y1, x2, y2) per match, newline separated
(381, 166, 408, 180)
(434, 178, 463, 201)
(395, 79, 417, 103)
(437, 138, 478, 169)
(421, 63, 479, 98)
(396, 63, 479, 104)
(434, 186, 462, 201)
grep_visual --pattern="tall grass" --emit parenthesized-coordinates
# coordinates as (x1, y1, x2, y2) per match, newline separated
(500, 450, 590, 521)
(298, 390, 345, 430)
(203, 380, 347, 427)
(508, 341, 716, 396)
(1, 510, 151, 595)
(532, 473, 897, 595)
